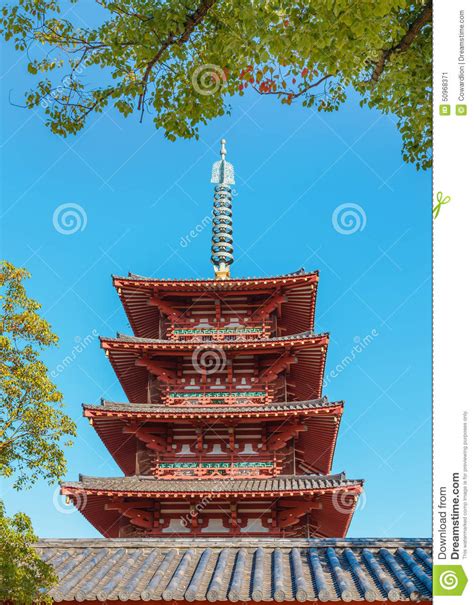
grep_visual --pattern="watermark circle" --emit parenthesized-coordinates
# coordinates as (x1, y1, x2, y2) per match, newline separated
(191, 344, 227, 375)
(439, 570, 459, 591)
(332, 490, 366, 515)
(192, 64, 226, 96)
(52, 486, 87, 515)
(332, 203, 367, 235)
(53, 203, 87, 235)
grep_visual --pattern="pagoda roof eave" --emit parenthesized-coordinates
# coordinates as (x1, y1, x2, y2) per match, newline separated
(84, 397, 343, 476)
(61, 472, 363, 497)
(62, 474, 363, 539)
(113, 269, 320, 339)
(100, 330, 329, 351)
(83, 397, 344, 419)
(112, 268, 319, 288)
(101, 331, 329, 403)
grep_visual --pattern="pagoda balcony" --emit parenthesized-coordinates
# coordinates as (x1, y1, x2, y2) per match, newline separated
(84, 398, 344, 477)
(167, 320, 272, 342)
(164, 386, 270, 406)
(100, 332, 329, 404)
(153, 456, 280, 479)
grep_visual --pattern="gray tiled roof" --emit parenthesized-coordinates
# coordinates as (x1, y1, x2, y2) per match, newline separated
(103, 330, 324, 345)
(114, 267, 317, 283)
(84, 396, 343, 416)
(37, 537, 432, 602)
(63, 473, 362, 494)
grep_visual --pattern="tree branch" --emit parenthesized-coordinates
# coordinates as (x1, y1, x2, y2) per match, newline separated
(253, 73, 334, 99)
(371, 0, 432, 83)
(137, 0, 218, 111)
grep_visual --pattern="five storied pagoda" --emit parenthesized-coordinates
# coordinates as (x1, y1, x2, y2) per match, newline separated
(62, 139, 363, 538)
(41, 142, 432, 604)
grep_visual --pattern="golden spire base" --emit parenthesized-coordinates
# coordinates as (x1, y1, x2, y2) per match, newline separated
(214, 266, 231, 280)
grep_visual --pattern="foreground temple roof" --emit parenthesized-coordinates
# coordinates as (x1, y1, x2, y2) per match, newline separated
(37, 537, 432, 603)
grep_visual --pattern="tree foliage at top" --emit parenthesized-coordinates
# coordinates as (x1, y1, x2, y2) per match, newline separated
(1, 0, 432, 168)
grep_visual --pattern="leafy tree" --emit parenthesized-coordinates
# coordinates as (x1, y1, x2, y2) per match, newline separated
(0, 501, 57, 602)
(0, 261, 76, 488)
(1, 0, 432, 169)
(0, 261, 76, 601)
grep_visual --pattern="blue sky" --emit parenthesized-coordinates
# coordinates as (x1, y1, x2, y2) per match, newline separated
(0, 37, 431, 538)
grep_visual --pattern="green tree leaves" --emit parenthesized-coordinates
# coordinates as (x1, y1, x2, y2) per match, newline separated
(1, 0, 432, 168)
(0, 261, 76, 489)
(0, 261, 76, 601)
(0, 501, 57, 602)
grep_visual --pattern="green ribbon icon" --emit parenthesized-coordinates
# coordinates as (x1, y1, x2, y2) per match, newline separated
(433, 565, 468, 596)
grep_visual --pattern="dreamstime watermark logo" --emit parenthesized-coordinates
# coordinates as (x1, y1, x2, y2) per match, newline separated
(191, 344, 227, 375)
(314, 49, 380, 108)
(51, 330, 99, 378)
(53, 203, 87, 235)
(324, 329, 378, 389)
(362, 49, 382, 72)
(52, 486, 87, 515)
(332, 203, 367, 235)
(179, 474, 237, 528)
(439, 570, 458, 590)
(41, 47, 95, 109)
(180, 215, 212, 248)
(332, 490, 367, 515)
(433, 565, 468, 596)
(180, 495, 213, 529)
(192, 64, 227, 95)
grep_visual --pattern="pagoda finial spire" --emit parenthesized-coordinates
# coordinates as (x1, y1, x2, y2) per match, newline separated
(211, 138, 235, 280)
(220, 138, 227, 160)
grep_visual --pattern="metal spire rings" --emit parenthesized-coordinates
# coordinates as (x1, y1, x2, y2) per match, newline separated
(210, 139, 235, 280)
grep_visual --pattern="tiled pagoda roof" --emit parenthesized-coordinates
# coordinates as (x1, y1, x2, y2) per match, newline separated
(84, 396, 343, 417)
(84, 397, 343, 477)
(62, 473, 362, 496)
(37, 537, 432, 603)
(62, 475, 362, 539)
(114, 267, 317, 284)
(100, 331, 329, 403)
(102, 330, 324, 346)
(112, 269, 319, 338)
